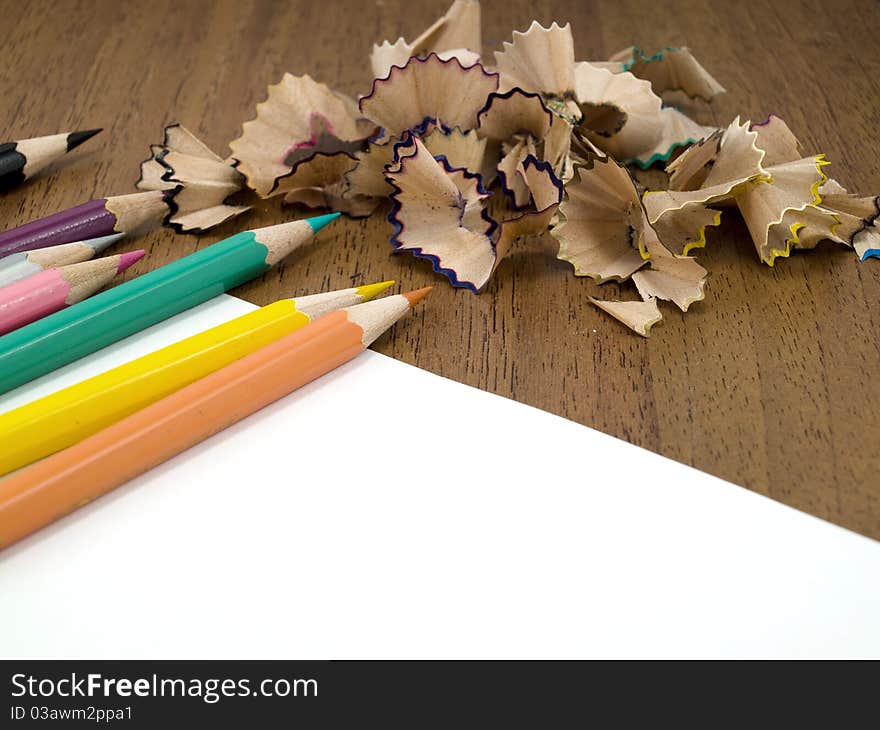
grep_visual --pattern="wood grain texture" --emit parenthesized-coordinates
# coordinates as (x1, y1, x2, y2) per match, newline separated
(1, 0, 878, 537)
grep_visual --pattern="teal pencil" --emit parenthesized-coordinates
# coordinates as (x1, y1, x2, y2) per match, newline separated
(0, 213, 339, 394)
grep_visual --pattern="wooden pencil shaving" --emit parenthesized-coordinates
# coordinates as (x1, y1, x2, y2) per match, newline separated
(572, 62, 714, 168)
(632, 230, 707, 312)
(606, 46, 726, 102)
(666, 129, 723, 190)
(345, 141, 399, 198)
(136, 124, 250, 232)
(573, 62, 663, 162)
(645, 108, 716, 168)
(387, 137, 561, 291)
(274, 152, 380, 218)
(134, 0, 876, 337)
(386, 137, 496, 291)
(494, 21, 581, 122)
(228, 73, 375, 197)
(589, 296, 663, 336)
(551, 155, 709, 335)
(552, 157, 649, 282)
(477, 89, 553, 142)
(496, 136, 537, 208)
(642, 117, 769, 254)
(750, 115, 802, 166)
(420, 125, 487, 174)
(734, 155, 830, 264)
(359, 54, 499, 141)
(370, 0, 481, 79)
(854, 227, 880, 261)
(494, 160, 563, 261)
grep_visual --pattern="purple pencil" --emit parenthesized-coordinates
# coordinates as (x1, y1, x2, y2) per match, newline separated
(0, 190, 175, 260)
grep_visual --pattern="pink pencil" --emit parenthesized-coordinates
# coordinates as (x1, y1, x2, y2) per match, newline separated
(0, 251, 144, 335)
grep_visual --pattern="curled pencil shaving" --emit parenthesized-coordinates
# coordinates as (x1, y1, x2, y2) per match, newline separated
(666, 115, 796, 192)
(137, 124, 250, 232)
(769, 205, 840, 252)
(644, 117, 769, 253)
(360, 54, 499, 142)
(552, 156, 650, 282)
(657, 114, 880, 264)
(816, 181, 880, 227)
(666, 128, 723, 190)
(476, 89, 553, 142)
(552, 156, 706, 336)
(607, 46, 725, 102)
(475, 89, 550, 195)
(494, 21, 581, 122)
(651, 123, 826, 265)
(574, 62, 658, 159)
(370, 0, 482, 78)
(386, 138, 496, 291)
(639, 108, 716, 169)
(280, 124, 486, 218)
(274, 151, 380, 218)
(812, 182, 880, 257)
(495, 160, 564, 261)
(589, 296, 663, 337)
(750, 115, 802, 166)
(476, 88, 560, 189)
(346, 141, 400, 198)
(632, 227, 707, 312)
(420, 125, 488, 174)
(496, 136, 537, 207)
(491, 30, 714, 170)
(587, 236, 705, 338)
(734, 155, 830, 264)
(386, 137, 561, 291)
(854, 226, 880, 261)
(397, 123, 488, 172)
(229, 74, 375, 197)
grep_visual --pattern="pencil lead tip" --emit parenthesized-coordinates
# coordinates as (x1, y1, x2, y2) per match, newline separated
(356, 280, 396, 301)
(66, 128, 103, 152)
(116, 249, 146, 273)
(84, 232, 126, 253)
(305, 212, 341, 234)
(403, 286, 433, 307)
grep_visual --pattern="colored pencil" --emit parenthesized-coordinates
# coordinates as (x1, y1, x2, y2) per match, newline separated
(0, 251, 145, 335)
(0, 129, 102, 192)
(0, 190, 172, 259)
(0, 213, 340, 394)
(0, 288, 430, 549)
(0, 280, 395, 475)
(0, 233, 125, 288)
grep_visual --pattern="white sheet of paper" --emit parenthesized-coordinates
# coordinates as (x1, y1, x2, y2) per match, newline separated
(0, 294, 878, 659)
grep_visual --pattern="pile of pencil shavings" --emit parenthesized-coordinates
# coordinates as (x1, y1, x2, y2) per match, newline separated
(138, 0, 880, 336)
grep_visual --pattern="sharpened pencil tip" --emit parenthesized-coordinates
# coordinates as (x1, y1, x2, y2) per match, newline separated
(403, 287, 433, 307)
(84, 232, 126, 253)
(305, 212, 341, 233)
(356, 280, 395, 302)
(116, 250, 146, 273)
(66, 129, 103, 152)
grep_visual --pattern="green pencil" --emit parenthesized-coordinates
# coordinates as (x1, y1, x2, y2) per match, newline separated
(0, 213, 339, 394)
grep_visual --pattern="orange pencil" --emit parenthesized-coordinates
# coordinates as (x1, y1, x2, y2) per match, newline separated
(0, 287, 431, 549)
(0, 251, 144, 334)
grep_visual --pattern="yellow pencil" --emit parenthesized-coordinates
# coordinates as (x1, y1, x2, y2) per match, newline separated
(0, 281, 394, 476)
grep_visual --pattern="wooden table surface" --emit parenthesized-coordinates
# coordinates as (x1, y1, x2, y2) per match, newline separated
(3, 0, 878, 538)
